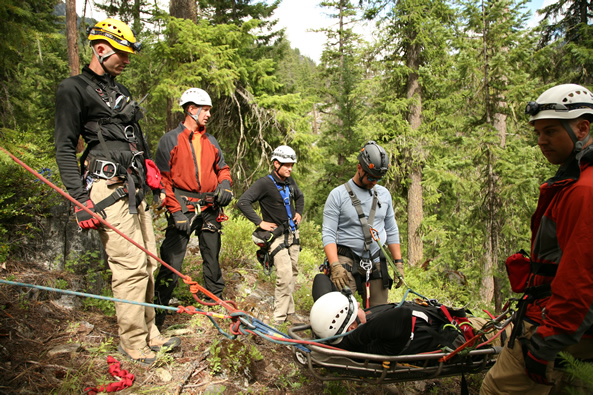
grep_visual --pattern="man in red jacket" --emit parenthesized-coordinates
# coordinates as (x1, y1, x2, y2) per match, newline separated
(154, 88, 233, 327)
(481, 84, 593, 393)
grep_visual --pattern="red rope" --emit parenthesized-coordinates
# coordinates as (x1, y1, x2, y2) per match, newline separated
(0, 145, 236, 314)
(85, 356, 135, 394)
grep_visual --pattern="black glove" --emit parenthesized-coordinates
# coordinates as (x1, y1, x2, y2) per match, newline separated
(525, 350, 551, 385)
(75, 199, 101, 230)
(172, 211, 191, 234)
(215, 180, 233, 207)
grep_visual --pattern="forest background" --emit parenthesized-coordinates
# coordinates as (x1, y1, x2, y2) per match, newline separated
(0, 0, 592, 316)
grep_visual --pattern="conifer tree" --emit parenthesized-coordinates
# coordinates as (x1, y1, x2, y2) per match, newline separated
(450, 0, 539, 308)
(361, 0, 456, 266)
(312, 0, 367, 211)
(533, 0, 593, 84)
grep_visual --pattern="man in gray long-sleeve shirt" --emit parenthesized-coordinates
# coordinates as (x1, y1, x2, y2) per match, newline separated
(237, 145, 304, 324)
(322, 141, 404, 307)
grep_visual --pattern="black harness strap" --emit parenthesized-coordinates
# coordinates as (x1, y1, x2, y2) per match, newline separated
(78, 73, 147, 214)
(344, 182, 378, 257)
(173, 188, 215, 214)
(507, 262, 555, 348)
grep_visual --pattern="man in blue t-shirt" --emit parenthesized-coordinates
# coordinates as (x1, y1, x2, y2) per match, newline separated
(322, 141, 404, 307)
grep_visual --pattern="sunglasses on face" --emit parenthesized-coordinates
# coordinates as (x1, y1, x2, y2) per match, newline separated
(365, 173, 382, 183)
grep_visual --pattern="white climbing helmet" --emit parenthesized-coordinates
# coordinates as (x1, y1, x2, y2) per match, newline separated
(526, 84, 593, 124)
(271, 145, 297, 164)
(310, 291, 358, 344)
(179, 88, 212, 108)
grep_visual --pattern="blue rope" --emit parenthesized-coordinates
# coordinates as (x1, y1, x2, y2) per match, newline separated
(0, 279, 179, 312)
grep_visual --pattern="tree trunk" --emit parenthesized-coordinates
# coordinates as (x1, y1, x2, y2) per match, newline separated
(170, 0, 197, 22)
(167, 0, 197, 129)
(481, 149, 496, 304)
(406, 40, 423, 266)
(165, 96, 178, 132)
(66, 0, 79, 76)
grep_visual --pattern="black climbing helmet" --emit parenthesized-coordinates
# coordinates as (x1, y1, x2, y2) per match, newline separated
(357, 141, 389, 178)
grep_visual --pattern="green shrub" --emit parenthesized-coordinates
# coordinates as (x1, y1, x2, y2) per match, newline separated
(221, 215, 258, 269)
(0, 136, 61, 261)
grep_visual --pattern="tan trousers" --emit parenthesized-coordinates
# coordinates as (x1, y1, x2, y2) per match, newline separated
(91, 179, 160, 350)
(338, 254, 388, 307)
(270, 230, 299, 322)
(481, 321, 593, 395)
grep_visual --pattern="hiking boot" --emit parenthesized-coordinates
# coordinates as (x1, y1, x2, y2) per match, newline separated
(149, 335, 181, 352)
(118, 344, 156, 366)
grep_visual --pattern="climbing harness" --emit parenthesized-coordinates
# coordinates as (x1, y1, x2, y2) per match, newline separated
(78, 73, 154, 215)
(268, 175, 296, 232)
(370, 228, 407, 289)
(340, 182, 390, 307)
(249, 176, 300, 275)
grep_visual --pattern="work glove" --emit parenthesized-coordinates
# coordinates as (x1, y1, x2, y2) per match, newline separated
(75, 199, 101, 230)
(172, 211, 191, 234)
(394, 260, 405, 288)
(215, 180, 233, 207)
(330, 261, 349, 291)
(525, 350, 551, 385)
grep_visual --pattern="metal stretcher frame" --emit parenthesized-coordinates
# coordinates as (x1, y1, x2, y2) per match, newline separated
(288, 324, 503, 384)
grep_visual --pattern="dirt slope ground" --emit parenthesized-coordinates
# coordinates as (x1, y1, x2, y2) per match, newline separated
(0, 259, 487, 394)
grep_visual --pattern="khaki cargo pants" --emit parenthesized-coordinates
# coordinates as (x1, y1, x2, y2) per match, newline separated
(91, 179, 161, 350)
(481, 321, 593, 394)
(269, 230, 299, 322)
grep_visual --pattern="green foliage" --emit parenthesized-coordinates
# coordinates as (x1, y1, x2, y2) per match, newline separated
(560, 352, 593, 394)
(0, 137, 62, 261)
(207, 338, 223, 374)
(82, 287, 116, 317)
(221, 212, 259, 269)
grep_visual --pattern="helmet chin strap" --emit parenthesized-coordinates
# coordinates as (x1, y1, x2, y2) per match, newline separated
(186, 106, 202, 125)
(561, 120, 590, 153)
(92, 46, 116, 75)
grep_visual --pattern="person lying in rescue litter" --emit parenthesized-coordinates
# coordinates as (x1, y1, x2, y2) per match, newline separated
(310, 274, 474, 356)
(54, 18, 179, 366)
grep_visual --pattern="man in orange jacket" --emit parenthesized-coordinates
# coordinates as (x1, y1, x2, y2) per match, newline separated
(154, 88, 233, 327)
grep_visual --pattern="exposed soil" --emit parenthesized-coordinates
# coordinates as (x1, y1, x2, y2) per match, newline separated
(0, 259, 486, 394)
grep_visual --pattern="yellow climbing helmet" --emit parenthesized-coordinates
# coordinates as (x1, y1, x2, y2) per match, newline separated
(87, 18, 141, 54)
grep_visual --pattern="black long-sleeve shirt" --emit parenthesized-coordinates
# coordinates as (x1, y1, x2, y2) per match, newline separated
(237, 172, 304, 226)
(54, 65, 149, 203)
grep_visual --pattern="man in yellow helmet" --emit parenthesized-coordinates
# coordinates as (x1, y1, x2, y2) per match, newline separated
(54, 18, 179, 366)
